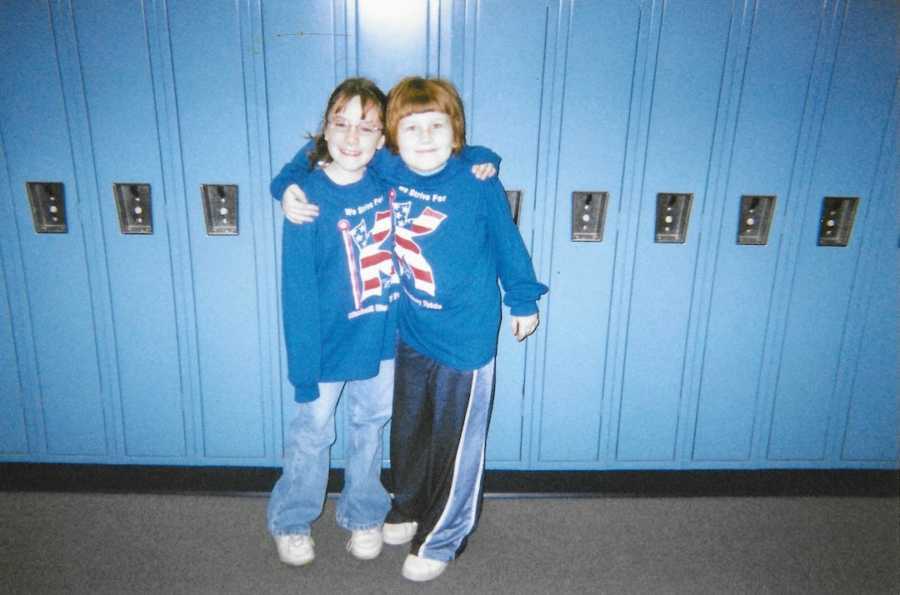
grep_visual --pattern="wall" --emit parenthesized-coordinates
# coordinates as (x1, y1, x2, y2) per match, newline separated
(0, 0, 896, 469)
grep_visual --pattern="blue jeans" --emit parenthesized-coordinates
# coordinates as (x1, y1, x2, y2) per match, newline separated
(267, 359, 393, 536)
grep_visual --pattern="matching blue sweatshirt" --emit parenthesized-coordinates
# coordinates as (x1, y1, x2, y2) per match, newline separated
(271, 144, 547, 398)
(277, 168, 398, 401)
(378, 154, 548, 370)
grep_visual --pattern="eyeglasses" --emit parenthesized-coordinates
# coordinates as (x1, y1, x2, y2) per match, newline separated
(327, 118, 382, 139)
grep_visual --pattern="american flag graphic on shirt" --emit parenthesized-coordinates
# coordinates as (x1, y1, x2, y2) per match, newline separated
(392, 199, 447, 297)
(338, 208, 396, 311)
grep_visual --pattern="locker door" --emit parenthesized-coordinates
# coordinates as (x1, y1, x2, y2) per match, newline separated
(690, 1, 821, 462)
(466, 0, 552, 465)
(71, 1, 186, 459)
(614, 0, 733, 463)
(768, 0, 897, 461)
(0, 1, 107, 456)
(840, 162, 897, 463)
(168, 0, 268, 460)
(263, 0, 350, 463)
(537, 0, 642, 464)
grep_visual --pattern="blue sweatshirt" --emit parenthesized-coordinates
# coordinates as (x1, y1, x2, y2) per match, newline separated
(273, 143, 545, 371)
(381, 156, 548, 370)
(278, 168, 398, 401)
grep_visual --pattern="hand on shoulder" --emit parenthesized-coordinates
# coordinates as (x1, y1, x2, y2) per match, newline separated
(470, 162, 497, 181)
(282, 184, 320, 224)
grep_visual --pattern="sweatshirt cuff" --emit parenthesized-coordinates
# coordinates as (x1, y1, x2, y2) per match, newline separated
(293, 383, 319, 402)
(508, 302, 539, 317)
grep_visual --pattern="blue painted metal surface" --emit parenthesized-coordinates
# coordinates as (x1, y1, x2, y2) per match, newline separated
(168, 1, 262, 459)
(767, 0, 896, 463)
(0, 0, 107, 457)
(537, 0, 640, 464)
(691, 1, 821, 463)
(615, 1, 733, 463)
(0, 247, 27, 454)
(464, 1, 554, 465)
(0, 0, 895, 469)
(71, 1, 186, 459)
(263, 0, 348, 463)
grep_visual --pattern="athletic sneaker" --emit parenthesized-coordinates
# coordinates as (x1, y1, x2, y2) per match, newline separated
(274, 534, 315, 566)
(346, 527, 383, 560)
(382, 521, 417, 545)
(401, 553, 448, 582)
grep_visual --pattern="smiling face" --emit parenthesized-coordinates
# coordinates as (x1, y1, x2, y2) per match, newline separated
(395, 111, 454, 176)
(385, 78, 466, 172)
(322, 95, 385, 185)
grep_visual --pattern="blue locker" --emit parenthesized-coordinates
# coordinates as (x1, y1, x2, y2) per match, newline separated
(0, 0, 895, 471)
(167, 0, 270, 460)
(463, 0, 552, 465)
(838, 72, 896, 463)
(0, 75, 30, 456)
(690, 1, 821, 462)
(263, 0, 351, 463)
(537, 0, 641, 464)
(614, 0, 733, 463)
(767, 0, 896, 462)
(0, 0, 107, 456)
(70, 1, 187, 458)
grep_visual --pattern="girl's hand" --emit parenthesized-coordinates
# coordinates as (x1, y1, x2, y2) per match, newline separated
(281, 184, 320, 224)
(510, 313, 539, 341)
(471, 163, 497, 180)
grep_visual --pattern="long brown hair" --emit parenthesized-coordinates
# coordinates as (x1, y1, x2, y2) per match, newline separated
(306, 78, 387, 169)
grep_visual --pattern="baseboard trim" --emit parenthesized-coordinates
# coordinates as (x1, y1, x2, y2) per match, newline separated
(1, 463, 896, 497)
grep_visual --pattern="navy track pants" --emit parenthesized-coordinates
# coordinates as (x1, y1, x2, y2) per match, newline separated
(386, 339, 496, 562)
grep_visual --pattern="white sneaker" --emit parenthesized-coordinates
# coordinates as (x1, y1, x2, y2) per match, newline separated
(346, 527, 383, 560)
(383, 521, 417, 545)
(275, 534, 315, 566)
(401, 553, 448, 582)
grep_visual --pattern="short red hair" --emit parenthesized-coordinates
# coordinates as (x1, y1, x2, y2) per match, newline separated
(385, 77, 466, 155)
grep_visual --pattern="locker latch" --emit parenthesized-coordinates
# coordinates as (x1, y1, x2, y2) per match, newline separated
(655, 193, 692, 243)
(737, 195, 775, 245)
(26, 182, 67, 234)
(113, 183, 153, 234)
(571, 191, 608, 242)
(201, 184, 239, 235)
(817, 196, 858, 247)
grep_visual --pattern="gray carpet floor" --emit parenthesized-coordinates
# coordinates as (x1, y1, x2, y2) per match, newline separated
(1, 492, 897, 594)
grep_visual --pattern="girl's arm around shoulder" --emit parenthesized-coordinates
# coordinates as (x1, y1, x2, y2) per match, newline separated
(369, 145, 502, 182)
(460, 145, 501, 172)
(272, 140, 320, 223)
